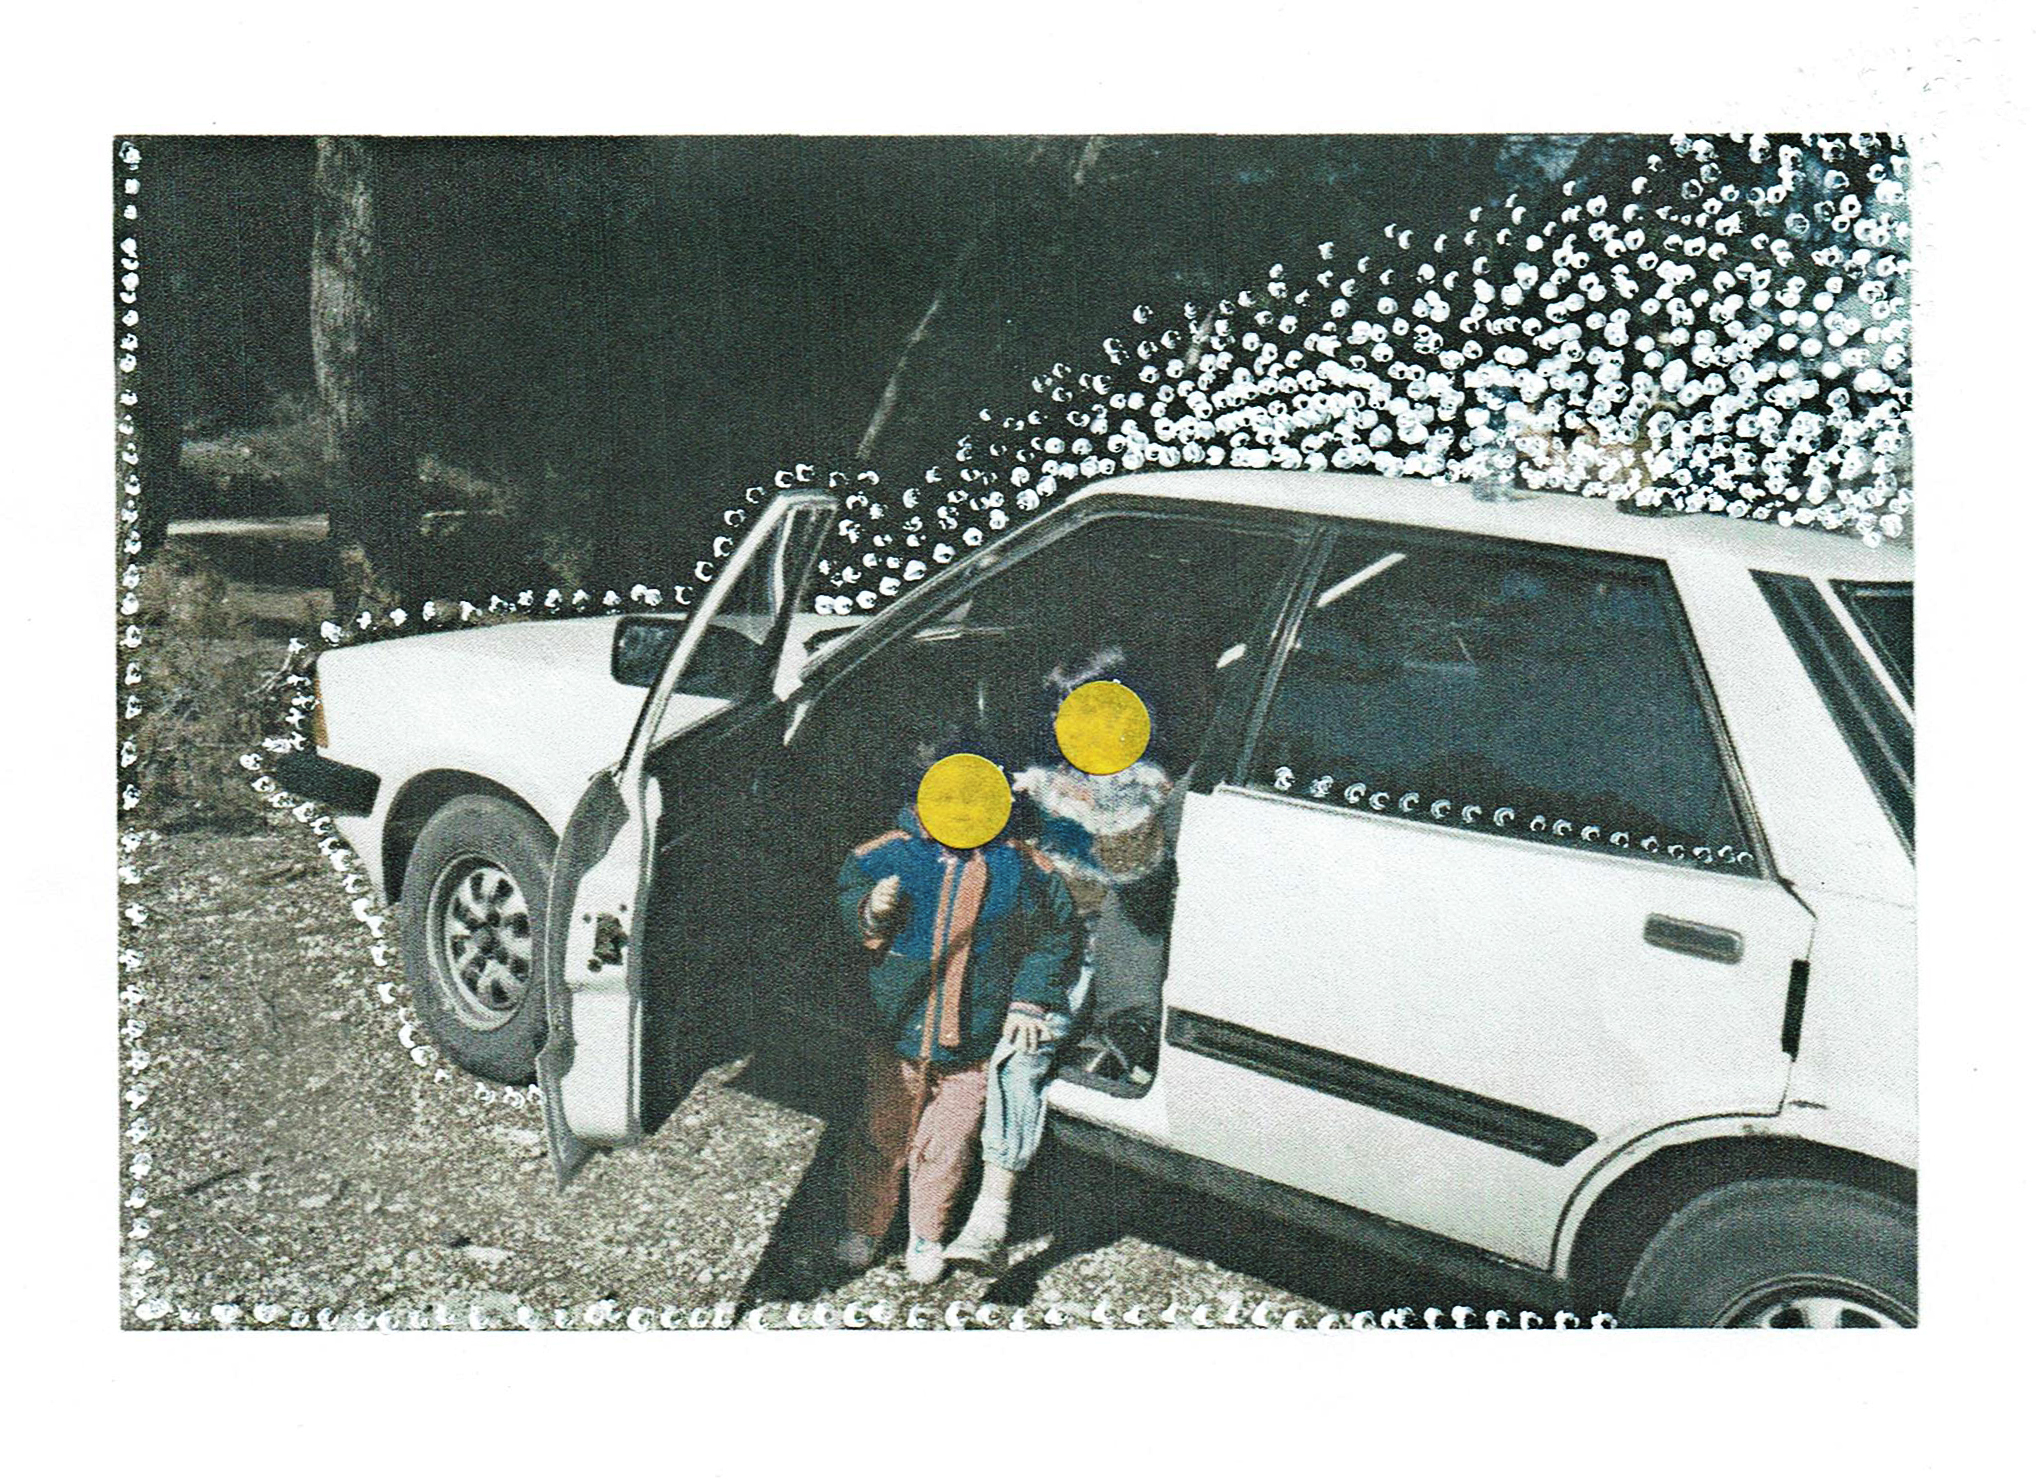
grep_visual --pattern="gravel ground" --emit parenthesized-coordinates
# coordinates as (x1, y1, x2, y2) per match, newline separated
(121, 823, 1501, 1332)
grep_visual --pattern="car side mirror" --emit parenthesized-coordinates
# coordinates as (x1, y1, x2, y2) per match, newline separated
(611, 615, 685, 688)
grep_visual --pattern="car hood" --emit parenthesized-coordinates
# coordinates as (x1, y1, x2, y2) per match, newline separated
(341, 612, 662, 667)
(316, 615, 670, 834)
(313, 608, 864, 838)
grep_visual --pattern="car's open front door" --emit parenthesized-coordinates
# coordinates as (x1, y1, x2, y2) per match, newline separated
(537, 492, 837, 1187)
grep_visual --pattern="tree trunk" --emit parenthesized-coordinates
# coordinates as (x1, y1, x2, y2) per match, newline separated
(854, 137, 1109, 472)
(855, 243, 976, 464)
(311, 136, 416, 611)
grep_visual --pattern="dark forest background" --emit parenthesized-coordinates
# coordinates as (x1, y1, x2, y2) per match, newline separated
(129, 134, 1641, 605)
(123, 132, 1907, 829)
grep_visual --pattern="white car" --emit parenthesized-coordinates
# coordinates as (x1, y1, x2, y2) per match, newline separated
(285, 471, 1916, 1327)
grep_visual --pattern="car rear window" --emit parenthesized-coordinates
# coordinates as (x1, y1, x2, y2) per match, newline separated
(1834, 580, 1914, 703)
(1753, 572, 1914, 853)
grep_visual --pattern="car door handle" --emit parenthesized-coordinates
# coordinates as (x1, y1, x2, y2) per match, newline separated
(1643, 914, 1744, 965)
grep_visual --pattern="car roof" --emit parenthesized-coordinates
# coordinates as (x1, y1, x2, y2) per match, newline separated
(1070, 471, 1913, 581)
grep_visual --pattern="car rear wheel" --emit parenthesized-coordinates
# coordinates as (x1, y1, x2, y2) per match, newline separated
(400, 795, 554, 1085)
(1618, 1177, 1916, 1328)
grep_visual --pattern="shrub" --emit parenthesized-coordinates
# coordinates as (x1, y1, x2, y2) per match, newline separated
(124, 552, 283, 833)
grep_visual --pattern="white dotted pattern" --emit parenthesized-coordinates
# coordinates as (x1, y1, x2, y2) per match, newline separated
(123, 131, 1913, 1330)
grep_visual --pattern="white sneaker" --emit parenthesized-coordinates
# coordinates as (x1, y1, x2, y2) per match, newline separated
(944, 1200, 1010, 1270)
(833, 1230, 878, 1273)
(904, 1235, 947, 1284)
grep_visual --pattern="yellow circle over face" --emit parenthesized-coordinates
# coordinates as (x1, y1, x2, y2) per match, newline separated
(915, 752, 1014, 849)
(1055, 680, 1151, 776)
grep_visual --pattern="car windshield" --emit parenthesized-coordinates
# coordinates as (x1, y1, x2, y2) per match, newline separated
(1835, 581, 1913, 703)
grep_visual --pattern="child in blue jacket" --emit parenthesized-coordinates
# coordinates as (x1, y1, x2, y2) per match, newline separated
(834, 797, 1077, 1284)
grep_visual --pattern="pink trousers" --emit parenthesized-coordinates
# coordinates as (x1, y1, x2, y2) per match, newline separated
(844, 1047, 989, 1243)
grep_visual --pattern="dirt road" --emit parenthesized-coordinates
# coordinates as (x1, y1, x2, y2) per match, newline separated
(122, 823, 1510, 1331)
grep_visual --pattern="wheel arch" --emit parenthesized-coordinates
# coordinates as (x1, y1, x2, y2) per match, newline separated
(382, 770, 556, 904)
(1560, 1129, 1915, 1313)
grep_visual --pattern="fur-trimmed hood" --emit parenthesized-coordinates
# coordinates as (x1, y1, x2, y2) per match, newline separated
(1013, 760, 1174, 894)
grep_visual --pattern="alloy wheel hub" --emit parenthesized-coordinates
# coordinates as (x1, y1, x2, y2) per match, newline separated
(432, 858, 534, 1030)
(1726, 1280, 1912, 1329)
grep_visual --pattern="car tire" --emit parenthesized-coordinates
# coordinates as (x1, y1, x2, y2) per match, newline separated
(399, 795, 555, 1086)
(1618, 1177, 1916, 1328)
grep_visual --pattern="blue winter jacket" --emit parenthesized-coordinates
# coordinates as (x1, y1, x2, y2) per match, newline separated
(837, 807, 1078, 1065)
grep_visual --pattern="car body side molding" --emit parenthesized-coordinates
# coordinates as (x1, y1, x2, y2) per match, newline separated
(1165, 1008, 1599, 1167)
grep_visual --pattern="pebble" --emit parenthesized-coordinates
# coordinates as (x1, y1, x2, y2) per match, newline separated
(124, 830, 1424, 1325)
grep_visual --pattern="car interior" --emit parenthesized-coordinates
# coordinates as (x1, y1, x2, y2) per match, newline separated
(643, 507, 1304, 1101)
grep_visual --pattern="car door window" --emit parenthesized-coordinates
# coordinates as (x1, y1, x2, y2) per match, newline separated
(649, 504, 831, 735)
(794, 510, 1302, 834)
(1245, 532, 1760, 874)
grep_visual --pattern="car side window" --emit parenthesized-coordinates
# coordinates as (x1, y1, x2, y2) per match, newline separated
(1756, 571, 1912, 852)
(1245, 532, 1759, 874)
(790, 510, 1300, 839)
(649, 503, 831, 740)
(1832, 580, 1913, 704)
(936, 512, 1297, 768)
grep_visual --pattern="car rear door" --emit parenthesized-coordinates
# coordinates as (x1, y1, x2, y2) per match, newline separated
(538, 492, 836, 1187)
(1159, 524, 1815, 1266)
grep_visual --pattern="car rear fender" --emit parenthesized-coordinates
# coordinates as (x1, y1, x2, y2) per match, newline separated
(1551, 1114, 1783, 1278)
(1553, 1115, 1916, 1295)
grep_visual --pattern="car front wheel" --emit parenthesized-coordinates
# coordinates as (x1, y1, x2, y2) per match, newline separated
(1618, 1177, 1916, 1328)
(400, 795, 554, 1085)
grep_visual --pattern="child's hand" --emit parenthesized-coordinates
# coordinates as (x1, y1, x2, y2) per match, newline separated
(1001, 1010, 1045, 1053)
(866, 874, 904, 924)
